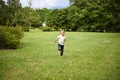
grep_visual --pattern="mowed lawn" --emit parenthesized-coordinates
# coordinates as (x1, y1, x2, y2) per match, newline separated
(0, 29, 120, 80)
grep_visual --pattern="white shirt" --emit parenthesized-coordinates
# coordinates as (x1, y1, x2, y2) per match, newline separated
(58, 35, 65, 45)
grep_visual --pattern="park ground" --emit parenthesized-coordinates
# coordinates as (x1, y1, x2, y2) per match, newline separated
(0, 29, 120, 80)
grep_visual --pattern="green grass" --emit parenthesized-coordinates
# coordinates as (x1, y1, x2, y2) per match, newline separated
(0, 29, 120, 80)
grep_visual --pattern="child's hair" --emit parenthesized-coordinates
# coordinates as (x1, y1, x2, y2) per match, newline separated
(60, 30, 65, 35)
(60, 30, 65, 33)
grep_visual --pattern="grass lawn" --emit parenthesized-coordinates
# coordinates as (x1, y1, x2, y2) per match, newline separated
(0, 29, 120, 80)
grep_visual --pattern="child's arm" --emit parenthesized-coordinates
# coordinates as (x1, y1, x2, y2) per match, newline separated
(64, 39, 66, 47)
(53, 37, 58, 44)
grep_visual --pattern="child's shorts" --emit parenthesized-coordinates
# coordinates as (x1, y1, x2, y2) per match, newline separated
(58, 44, 64, 52)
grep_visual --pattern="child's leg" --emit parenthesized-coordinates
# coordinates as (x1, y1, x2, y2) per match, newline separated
(58, 44, 62, 55)
(58, 44, 61, 50)
(58, 44, 64, 56)
(60, 45, 64, 56)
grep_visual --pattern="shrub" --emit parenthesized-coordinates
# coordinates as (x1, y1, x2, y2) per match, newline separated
(42, 27, 52, 31)
(0, 26, 24, 49)
(6, 27, 24, 39)
(22, 26, 30, 32)
(77, 27, 88, 32)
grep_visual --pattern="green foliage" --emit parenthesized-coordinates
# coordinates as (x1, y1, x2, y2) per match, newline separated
(22, 24, 30, 32)
(36, 8, 49, 23)
(0, 26, 24, 49)
(42, 27, 52, 31)
(46, 9, 60, 29)
(46, 9, 69, 30)
(0, 0, 120, 32)
(66, 6, 80, 31)
(7, 0, 22, 26)
(69, 0, 120, 32)
(0, 0, 8, 25)
(77, 27, 87, 32)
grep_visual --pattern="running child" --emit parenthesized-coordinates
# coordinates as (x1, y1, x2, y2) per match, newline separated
(53, 30, 66, 56)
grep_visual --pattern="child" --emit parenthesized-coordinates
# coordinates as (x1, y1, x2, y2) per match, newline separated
(53, 30, 66, 56)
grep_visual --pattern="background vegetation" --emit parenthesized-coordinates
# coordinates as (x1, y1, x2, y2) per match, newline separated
(0, 0, 120, 32)
(0, 26, 23, 49)
(0, 0, 120, 79)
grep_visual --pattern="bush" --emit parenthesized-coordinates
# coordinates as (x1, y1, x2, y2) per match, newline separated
(22, 25, 30, 32)
(77, 27, 88, 32)
(42, 27, 52, 31)
(0, 26, 24, 49)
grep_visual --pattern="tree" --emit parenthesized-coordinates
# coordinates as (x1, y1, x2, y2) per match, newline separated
(0, 0, 7, 25)
(36, 8, 50, 25)
(66, 6, 80, 31)
(31, 10, 42, 28)
(46, 9, 60, 30)
(46, 9, 69, 30)
(69, 0, 120, 32)
(103, 0, 120, 32)
(7, 0, 22, 26)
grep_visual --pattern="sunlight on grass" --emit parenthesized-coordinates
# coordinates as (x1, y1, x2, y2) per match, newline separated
(0, 29, 120, 80)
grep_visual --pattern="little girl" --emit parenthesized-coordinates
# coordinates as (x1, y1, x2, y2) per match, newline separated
(53, 30, 66, 56)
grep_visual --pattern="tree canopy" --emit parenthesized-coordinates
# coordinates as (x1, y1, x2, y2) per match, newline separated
(0, 0, 120, 32)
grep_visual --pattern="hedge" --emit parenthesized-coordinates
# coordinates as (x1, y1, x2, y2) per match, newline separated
(0, 26, 24, 49)
(42, 27, 52, 31)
